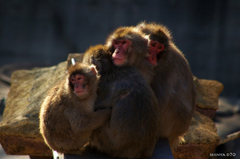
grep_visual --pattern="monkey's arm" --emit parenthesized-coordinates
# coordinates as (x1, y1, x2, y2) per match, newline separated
(71, 108, 111, 134)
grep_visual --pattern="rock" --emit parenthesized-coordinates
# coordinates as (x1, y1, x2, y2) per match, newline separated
(0, 58, 222, 157)
(194, 76, 224, 118)
(194, 76, 224, 110)
(0, 61, 67, 156)
(173, 111, 220, 159)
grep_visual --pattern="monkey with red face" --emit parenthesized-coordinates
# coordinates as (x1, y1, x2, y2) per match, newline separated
(106, 26, 155, 84)
(136, 22, 196, 147)
(105, 23, 196, 149)
(39, 62, 111, 154)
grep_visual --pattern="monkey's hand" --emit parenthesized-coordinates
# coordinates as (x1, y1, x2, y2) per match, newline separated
(96, 108, 112, 120)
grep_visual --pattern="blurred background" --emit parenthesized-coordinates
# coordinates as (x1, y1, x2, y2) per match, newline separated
(0, 0, 240, 158)
(0, 0, 239, 98)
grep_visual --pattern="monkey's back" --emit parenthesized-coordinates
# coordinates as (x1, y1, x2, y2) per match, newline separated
(93, 67, 160, 158)
(152, 43, 196, 147)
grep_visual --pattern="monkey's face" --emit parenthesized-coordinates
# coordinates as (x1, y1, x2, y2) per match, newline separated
(70, 74, 89, 97)
(106, 27, 149, 68)
(112, 39, 131, 67)
(136, 22, 170, 67)
(146, 40, 164, 66)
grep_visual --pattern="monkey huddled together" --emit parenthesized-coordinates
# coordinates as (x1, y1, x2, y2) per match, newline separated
(39, 22, 196, 158)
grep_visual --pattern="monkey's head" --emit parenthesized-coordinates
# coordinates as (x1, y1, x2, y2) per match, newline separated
(106, 26, 148, 68)
(83, 45, 113, 76)
(136, 22, 171, 66)
(67, 63, 98, 99)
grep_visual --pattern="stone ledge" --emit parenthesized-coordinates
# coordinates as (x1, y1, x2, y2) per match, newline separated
(194, 77, 224, 110)
(0, 135, 51, 156)
(173, 111, 220, 159)
(0, 56, 224, 158)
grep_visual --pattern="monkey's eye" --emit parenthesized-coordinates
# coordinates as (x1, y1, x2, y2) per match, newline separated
(122, 40, 126, 44)
(70, 75, 75, 83)
(114, 40, 119, 45)
(151, 42, 156, 47)
(75, 74, 84, 81)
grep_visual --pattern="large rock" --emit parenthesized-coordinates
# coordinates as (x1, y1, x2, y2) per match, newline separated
(0, 55, 222, 157)
(0, 61, 67, 156)
(173, 111, 220, 159)
(194, 77, 224, 110)
(194, 76, 224, 119)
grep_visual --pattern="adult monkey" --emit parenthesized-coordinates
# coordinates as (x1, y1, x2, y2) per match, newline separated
(105, 26, 155, 84)
(106, 22, 196, 148)
(83, 44, 160, 159)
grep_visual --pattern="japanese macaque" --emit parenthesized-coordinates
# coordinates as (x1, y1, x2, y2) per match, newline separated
(106, 23, 196, 149)
(39, 62, 111, 154)
(105, 26, 155, 84)
(83, 45, 160, 159)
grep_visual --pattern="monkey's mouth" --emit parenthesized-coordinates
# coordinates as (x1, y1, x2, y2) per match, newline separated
(112, 57, 124, 65)
(112, 57, 123, 60)
(74, 90, 86, 96)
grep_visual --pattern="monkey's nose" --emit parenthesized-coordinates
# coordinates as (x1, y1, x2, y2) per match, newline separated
(115, 48, 120, 54)
(75, 83, 79, 88)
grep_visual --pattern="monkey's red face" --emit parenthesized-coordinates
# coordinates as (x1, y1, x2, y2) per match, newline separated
(112, 39, 131, 66)
(147, 40, 164, 66)
(70, 74, 88, 97)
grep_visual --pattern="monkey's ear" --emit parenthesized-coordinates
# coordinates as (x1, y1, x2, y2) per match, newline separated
(90, 64, 98, 75)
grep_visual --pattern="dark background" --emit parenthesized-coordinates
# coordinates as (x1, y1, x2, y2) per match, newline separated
(0, 0, 240, 98)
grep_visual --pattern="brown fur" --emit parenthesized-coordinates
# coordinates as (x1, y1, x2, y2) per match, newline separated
(105, 26, 155, 84)
(104, 23, 196, 150)
(83, 45, 160, 159)
(136, 22, 196, 148)
(39, 63, 111, 154)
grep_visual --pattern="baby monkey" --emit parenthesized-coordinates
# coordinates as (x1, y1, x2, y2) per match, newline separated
(39, 61, 111, 154)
